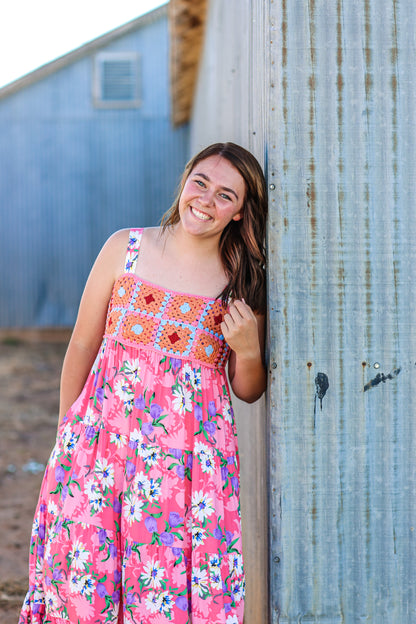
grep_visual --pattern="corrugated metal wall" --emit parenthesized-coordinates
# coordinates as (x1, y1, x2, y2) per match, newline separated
(268, 0, 416, 621)
(0, 10, 189, 327)
(190, 2, 269, 624)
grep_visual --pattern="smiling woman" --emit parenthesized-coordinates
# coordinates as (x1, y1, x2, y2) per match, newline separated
(19, 142, 267, 624)
(0, 0, 167, 88)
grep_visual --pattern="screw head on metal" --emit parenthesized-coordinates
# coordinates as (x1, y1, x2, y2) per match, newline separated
(269, 184, 276, 190)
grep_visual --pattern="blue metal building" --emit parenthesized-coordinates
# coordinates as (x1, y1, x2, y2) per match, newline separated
(0, 5, 189, 327)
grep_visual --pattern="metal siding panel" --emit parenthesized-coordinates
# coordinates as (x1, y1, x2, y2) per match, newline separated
(269, 0, 416, 621)
(0, 13, 189, 327)
(190, 2, 269, 624)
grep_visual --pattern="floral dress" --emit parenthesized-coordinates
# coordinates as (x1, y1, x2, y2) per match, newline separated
(19, 229, 244, 624)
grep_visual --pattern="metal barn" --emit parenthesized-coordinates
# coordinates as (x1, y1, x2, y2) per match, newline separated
(0, 5, 189, 328)
(169, 0, 416, 621)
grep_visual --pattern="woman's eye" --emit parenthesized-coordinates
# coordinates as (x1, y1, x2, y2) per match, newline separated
(195, 179, 205, 187)
(220, 193, 232, 201)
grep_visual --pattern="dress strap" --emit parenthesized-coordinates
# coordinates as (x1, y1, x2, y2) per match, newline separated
(124, 228, 143, 274)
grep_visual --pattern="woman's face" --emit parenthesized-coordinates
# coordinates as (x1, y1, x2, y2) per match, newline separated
(178, 155, 246, 241)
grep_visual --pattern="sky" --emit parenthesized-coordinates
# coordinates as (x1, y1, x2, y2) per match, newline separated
(0, 1, 167, 88)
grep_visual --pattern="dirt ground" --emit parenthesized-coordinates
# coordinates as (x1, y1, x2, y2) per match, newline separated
(0, 330, 70, 624)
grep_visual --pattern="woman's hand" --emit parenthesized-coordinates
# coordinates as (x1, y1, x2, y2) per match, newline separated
(221, 300, 261, 359)
(222, 300, 266, 403)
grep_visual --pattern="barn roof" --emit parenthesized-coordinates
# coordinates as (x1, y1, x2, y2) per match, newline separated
(0, 4, 168, 101)
(168, 0, 208, 126)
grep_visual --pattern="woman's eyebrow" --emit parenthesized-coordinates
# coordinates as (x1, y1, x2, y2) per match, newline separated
(193, 172, 239, 200)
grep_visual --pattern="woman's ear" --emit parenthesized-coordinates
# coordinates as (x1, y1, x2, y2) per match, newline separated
(232, 211, 243, 222)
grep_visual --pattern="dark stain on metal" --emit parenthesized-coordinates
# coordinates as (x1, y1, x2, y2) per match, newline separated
(314, 372, 329, 427)
(363, 367, 401, 392)
(362, 361, 367, 368)
(307, 361, 313, 369)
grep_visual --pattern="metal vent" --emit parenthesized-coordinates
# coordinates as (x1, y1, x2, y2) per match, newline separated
(93, 53, 141, 108)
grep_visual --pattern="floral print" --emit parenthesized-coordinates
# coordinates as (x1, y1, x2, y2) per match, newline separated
(19, 230, 244, 624)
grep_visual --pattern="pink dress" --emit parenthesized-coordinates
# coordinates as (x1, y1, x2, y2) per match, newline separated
(19, 229, 244, 624)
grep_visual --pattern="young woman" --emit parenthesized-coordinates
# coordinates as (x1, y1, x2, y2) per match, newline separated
(19, 142, 268, 624)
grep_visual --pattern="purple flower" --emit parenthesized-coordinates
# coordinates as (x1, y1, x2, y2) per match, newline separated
(176, 465, 185, 479)
(186, 454, 193, 469)
(33, 604, 40, 614)
(170, 358, 182, 374)
(109, 543, 117, 559)
(225, 531, 233, 545)
(61, 485, 68, 502)
(175, 596, 189, 611)
(40, 503, 47, 513)
(56, 521, 63, 534)
(98, 528, 107, 545)
(172, 547, 182, 557)
(112, 589, 120, 604)
(224, 601, 232, 612)
(208, 401, 217, 417)
(85, 426, 95, 440)
(169, 447, 182, 460)
(125, 545, 132, 558)
(47, 555, 53, 567)
(141, 421, 154, 436)
(150, 403, 162, 419)
(128, 438, 138, 450)
(114, 570, 122, 584)
(134, 394, 145, 410)
(126, 461, 136, 478)
(126, 592, 135, 605)
(113, 498, 122, 513)
(38, 544, 45, 559)
(169, 512, 182, 527)
(160, 531, 174, 546)
(203, 421, 216, 436)
(213, 528, 223, 540)
(227, 455, 235, 465)
(55, 465, 65, 483)
(95, 387, 104, 404)
(231, 476, 240, 491)
(221, 466, 229, 481)
(97, 583, 107, 598)
(38, 524, 45, 540)
(45, 576, 52, 586)
(52, 568, 62, 581)
(194, 405, 203, 421)
(145, 516, 158, 533)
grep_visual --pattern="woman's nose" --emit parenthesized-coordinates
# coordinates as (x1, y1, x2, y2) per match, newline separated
(199, 189, 214, 206)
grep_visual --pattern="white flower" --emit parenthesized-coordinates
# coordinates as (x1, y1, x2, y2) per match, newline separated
(124, 492, 143, 525)
(192, 490, 215, 522)
(123, 359, 141, 383)
(209, 554, 221, 569)
(192, 525, 206, 548)
(115, 379, 134, 413)
(110, 432, 127, 448)
(158, 591, 174, 615)
(210, 567, 222, 590)
(194, 441, 210, 456)
(68, 540, 90, 570)
(47, 501, 58, 517)
(231, 579, 245, 602)
(143, 477, 161, 502)
(85, 479, 101, 499)
(129, 428, 143, 445)
(181, 363, 193, 386)
(172, 385, 192, 414)
(44, 590, 59, 611)
(145, 591, 161, 613)
(95, 457, 114, 489)
(142, 558, 165, 589)
(134, 471, 150, 495)
(190, 368, 202, 391)
(228, 553, 244, 577)
(83, 406, 95, 426)
(69, 571, 82, 594)
(62, 425, 78, 454)
(191, 567, 208, 597)
(143, 446, 159, 467)
(90, 492, 104, 513)
(226, 616, 239, 624)
(79, 574, 95, 597)
(223, 401, 234, 423)
(200, 451, 215, 476)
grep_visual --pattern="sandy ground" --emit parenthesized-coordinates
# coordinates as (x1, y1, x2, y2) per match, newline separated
(0, 331, 70, 624)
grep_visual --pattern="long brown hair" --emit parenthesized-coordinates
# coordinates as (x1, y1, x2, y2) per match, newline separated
(161, 142, 268, 313)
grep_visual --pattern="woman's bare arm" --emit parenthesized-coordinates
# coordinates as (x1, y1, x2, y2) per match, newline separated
(222, 301, 266, 403)
(58, 230, 129, 425)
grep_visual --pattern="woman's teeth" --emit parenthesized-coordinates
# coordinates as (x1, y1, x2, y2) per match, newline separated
(192, 207, 211, 221)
